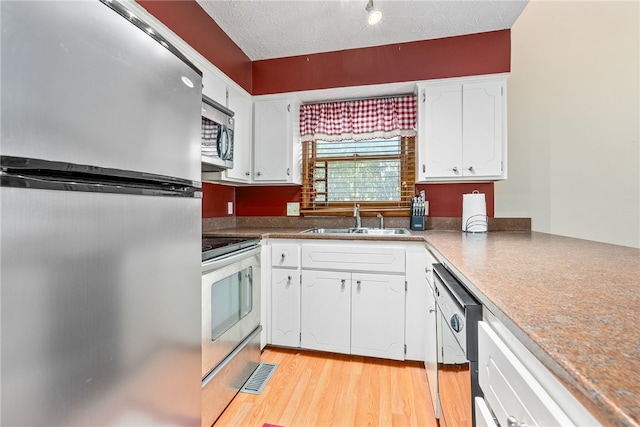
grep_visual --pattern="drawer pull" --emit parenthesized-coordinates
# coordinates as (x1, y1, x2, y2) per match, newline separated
(506, 416, 527, 427)
(281, 253, 286, 260)
(356, 280, 361, 290)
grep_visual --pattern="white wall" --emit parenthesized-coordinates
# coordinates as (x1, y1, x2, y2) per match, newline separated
(495, 0, 640, 248)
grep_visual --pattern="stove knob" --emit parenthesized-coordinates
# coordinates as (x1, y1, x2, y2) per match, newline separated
(450, 313, 464, 332)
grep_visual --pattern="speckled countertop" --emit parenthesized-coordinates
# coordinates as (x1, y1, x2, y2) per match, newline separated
(202, 225, 639, 426)
(423, 230, 639, 427)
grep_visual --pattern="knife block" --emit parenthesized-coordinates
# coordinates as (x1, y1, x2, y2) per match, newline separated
(410, 215, 424, 231)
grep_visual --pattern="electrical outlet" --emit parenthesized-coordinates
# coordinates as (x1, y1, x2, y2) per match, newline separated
(287, 202, 300, 216)
(227, 201, 233, 215)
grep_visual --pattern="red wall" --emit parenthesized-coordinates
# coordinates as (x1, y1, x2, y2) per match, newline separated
(235, 186, 302, 217)
(202, 183, 235, 218)
(142, 3, 509, 218)
(415, 183, 494, 217)
(136, 0, 252, 93)
(253, 30, 510, 95)
(202, 183, 494, 218)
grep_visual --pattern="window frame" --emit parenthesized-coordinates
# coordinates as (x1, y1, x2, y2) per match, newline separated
(301, 136, 415, 216)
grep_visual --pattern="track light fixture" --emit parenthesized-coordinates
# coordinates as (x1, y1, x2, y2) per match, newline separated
(365, 0, 382, 26)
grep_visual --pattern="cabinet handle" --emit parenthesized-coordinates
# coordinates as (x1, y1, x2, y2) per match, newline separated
(506, 416, 527, 427)
(287, 275, 292, 281)
(425, 267, 432, 273)
(422, 164, 426, 173)
(287, 168, 290, 176)
(356, 280, 361, 290)
(341, 279, 346, 288)
(245, 171, 250, 176)
(468, 166, 474, 172)
(256, 171, 262, 176)
(452, 167, 459, 173)
(281, 253, 286, 260)
(429, 308, 436, 313)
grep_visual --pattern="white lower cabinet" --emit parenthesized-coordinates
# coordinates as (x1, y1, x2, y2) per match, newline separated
(300, 270, 351, 354)
(266, 240, 409, 361)
(478, 321, 574, 426)
(301, 269, 405, 360)
(269, 242, 301, 348)
(478, 316, 600, 426)
(271, 268, 300, 348)
(350, 272, 405, 360)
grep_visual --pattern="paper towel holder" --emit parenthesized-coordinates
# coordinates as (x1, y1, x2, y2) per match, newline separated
(464, 214, 488, 233)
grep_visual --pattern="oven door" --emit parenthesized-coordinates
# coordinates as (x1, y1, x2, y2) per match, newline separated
(202, 245, 261, 378)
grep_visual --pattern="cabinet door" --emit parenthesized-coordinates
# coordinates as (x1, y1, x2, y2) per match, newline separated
(405, 246, 428, 361)
(200, 67, 227, 107)
(462, 81, 504, 178)
(271, 269, 300, 347)
(421, 84, 463, 179)
(424, 257, 439, 418)
(478, 322, 574, 427)
(351, 273, 405, 360)
(225, 85, 252, 182)
(253, 99, 292, 182)
(300, 270, 350, 354)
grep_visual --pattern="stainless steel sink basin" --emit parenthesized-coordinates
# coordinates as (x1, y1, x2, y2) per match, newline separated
(301, 227, 355, 234)
(352, 228, 411, 235)
(301, 227, 411, 235)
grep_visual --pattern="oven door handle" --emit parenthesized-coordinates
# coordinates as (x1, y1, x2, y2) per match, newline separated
(247, 267, 253, 311)
(202, 324, 262, 388)
(202, 245, 261, 272)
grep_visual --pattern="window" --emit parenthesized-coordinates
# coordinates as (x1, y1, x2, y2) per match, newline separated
(299, 95, 417, 215)
(301, 136, 415, 214)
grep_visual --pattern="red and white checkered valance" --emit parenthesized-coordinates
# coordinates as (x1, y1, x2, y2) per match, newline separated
(300, 95, 417, 142)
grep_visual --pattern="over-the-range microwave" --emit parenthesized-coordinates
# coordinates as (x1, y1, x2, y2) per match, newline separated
(201, 95, 234, 172)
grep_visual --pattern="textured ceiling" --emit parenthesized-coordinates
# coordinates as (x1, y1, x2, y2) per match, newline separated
(196, 0, 529, 61)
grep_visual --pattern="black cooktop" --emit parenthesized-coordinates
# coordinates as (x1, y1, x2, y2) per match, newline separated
(202, 236, 260, 262)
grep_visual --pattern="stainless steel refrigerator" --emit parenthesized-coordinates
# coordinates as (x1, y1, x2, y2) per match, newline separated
(1, 1, 203, 425)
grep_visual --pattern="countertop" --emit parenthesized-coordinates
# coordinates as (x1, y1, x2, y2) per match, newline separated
(203, 227, 640, 426)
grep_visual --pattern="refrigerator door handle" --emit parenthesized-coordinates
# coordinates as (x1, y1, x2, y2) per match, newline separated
(1, 170, 201, 198)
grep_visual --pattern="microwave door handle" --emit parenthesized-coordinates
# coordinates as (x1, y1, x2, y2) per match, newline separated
(247, 267, 253, 311)
(216, 126, 230, 160)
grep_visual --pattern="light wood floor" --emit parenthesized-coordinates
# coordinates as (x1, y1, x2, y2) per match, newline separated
(213, 346, 436, 427)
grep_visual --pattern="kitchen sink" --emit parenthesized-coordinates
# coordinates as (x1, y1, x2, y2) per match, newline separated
(352, 228, 411, 235)
(300, 227, 411, 235)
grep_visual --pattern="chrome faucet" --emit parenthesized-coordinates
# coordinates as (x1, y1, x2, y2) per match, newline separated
(353, 204, 362, 229)
(377, 213, 384, 229)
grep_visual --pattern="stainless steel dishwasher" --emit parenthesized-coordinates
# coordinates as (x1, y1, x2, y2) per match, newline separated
(433, 263, 483, 427)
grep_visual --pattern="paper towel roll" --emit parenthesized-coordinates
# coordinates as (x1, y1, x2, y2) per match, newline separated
(462, 191, 487, 232)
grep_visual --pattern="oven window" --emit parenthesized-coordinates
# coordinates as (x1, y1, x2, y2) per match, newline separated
(210, 266, 252, 340)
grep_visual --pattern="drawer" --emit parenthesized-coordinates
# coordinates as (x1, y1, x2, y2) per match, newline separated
(271, 243, 299, 268)
(301, 244, 405, 273)
(478, 322, 574, 427)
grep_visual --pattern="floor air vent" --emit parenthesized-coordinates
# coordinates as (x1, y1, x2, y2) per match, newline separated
(240, 362, 278, 395)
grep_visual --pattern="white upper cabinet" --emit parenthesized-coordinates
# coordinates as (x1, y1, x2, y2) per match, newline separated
(417, 74, 507, 181)
(463, 81, 505, 177)
(202, 69, 227, 107)
(224, 85, 252, 182)
(253, 96, 302, 184)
